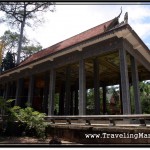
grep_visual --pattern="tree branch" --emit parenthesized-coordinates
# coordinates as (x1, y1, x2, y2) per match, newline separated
(0, 6, 22, 23)
(26, 2, 54, 16)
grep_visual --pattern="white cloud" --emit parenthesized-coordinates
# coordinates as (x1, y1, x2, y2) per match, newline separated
(25, 5, 122, 48)
(1, 4, 150, 49)
(132, 23, 150, 38)
(120, 5, 150, 41)
(123, 5, 150, 22)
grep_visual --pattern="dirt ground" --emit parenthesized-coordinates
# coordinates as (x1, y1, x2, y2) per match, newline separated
(0, 136, 75, 144)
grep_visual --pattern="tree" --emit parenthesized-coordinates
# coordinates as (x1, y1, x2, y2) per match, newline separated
(85, 82, 150, 115)
(139, 81, 150, 114)
(0, 30, 42, 65)
(86, 88, 105, 115)
(130, 81, 150, 114)
(0, 2, 55, 64)
(21, 44, 42, 59)
(110, 87, 120, 114)
(9, 106, 48, 138)
(1, 51, 15, 71)
(54, 93, 59, 115)
(86, 89, 94, 111)
(0, 30, 28, 53)
(0, 97, 48, 139)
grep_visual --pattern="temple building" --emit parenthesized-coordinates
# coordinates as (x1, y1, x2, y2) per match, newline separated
(0, 13, 150, 116)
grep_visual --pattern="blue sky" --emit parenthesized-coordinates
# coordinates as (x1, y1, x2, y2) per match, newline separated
(0, 3, 150, 49)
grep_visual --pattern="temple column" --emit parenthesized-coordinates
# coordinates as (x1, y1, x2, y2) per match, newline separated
(93, 58, 100, 115)
(64, 65, 71, 115)
(59, 82, 65, 115)
(0, 88, 2, 96)
(4, 82, 9, 100)
(9, 82, 14, 99)
(119, 47, 131, 114)
(48, 68, 56, 116)
(79, 58, 86, 115)
(27, 75, 35, 107)
(119, 83, 123, 114)
(130, 55, 141, 114)
(11, 81, 16, 100)
(74, 84, 79, 115)
(15, 78, 24, 106)
(43, 72, 50, 114)
(102, 85, 107, 114)
(70, 88, 74, 115)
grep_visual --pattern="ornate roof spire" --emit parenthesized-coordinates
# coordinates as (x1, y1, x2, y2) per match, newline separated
(117, 7, 122, 19)
(124, 12, 128, 24)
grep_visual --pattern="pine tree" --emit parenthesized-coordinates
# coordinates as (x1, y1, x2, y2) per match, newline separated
(0, 2, 55, 64)
(1, 51, 15, 71)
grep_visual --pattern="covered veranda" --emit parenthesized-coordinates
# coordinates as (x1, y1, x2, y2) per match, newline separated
(0, 16, 150, 116)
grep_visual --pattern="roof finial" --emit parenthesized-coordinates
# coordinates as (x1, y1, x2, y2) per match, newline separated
(124, 12, 128, 24)
(117, 7, 122, 19)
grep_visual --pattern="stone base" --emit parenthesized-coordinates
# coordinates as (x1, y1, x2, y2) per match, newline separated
(46, 124, 150, 145)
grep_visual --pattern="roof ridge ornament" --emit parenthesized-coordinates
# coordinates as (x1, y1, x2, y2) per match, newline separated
(117, 7, 122, 19)
(124, 12, 128, 24)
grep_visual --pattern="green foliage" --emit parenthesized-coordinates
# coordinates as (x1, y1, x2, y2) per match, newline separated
(111, 87, 120, 113)
(0, 30, 42, 66)
(0, 30, 28, 53)
(130, 81, 150, 114)
(22, 44, 42, 58)
(0, 97, 48, 139)
(86, 88, 106, 114)
(0, 2, 55, 29)
(140, 81, 150, 114)
(86, 82, 150, 115)
(54, 93, 59, 114)
(1, 51, 15, 71)
(9, 106, 48, 139)
(0, 2, 55, 64)
(0, 97, 15, 114)
(86, 89, 94, 110)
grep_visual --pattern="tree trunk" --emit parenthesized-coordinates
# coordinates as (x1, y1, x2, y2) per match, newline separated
(0, 42, 3, 74)
(16, 17, 25, 65)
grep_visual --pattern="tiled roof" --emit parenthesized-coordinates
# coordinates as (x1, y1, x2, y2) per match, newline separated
(19, 18, 117, 66)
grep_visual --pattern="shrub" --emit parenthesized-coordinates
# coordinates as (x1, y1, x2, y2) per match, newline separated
(9, 106, 48, 139)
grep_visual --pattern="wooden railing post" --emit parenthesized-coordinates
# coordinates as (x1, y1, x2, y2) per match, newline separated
(85, 120, 91, 125)
(66, 118, 71, 124)
(139, 119, 146, 126)
(109, 119, 115, 126)
(51, 119, 55, 124)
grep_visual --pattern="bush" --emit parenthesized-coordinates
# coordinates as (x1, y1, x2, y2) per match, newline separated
(9, 106, 48, 139)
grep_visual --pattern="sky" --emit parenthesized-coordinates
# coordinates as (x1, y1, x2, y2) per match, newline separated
(0, 2, 150, 50)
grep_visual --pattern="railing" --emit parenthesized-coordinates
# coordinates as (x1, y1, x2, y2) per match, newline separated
(1, 114, 150, 127)
(45, 114, 150, 127)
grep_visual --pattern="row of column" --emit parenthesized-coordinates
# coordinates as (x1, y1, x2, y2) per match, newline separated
(59, 82, 78, 115)
(77, 48, 141, 115)
(2, 82, 16, 106)
(21, 56, 107, 115)
(3, 47, 141, 115)
(119, 48, 141, 114)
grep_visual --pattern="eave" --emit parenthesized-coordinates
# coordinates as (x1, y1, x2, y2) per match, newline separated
(0, 23, 150, 80)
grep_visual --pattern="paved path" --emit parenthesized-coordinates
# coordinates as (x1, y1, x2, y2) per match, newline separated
(0, 136, 76, 144)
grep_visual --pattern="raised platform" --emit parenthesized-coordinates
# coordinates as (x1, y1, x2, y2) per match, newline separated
(47, 123, 150, 145)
